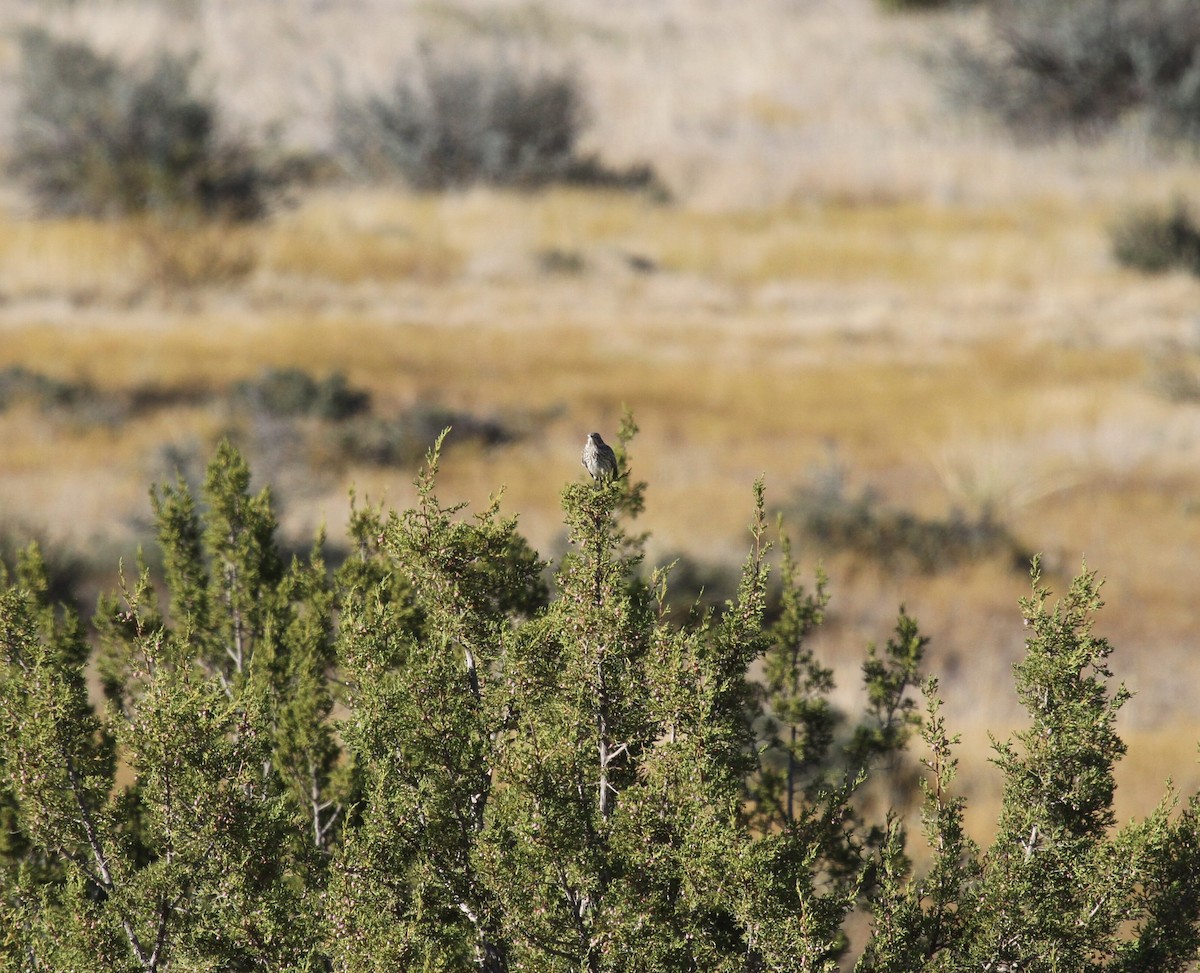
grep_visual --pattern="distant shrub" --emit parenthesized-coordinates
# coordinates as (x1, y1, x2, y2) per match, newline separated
(0, 366, 211, 427)
(878, 0, 975, 11)
(233, 369, 371, 422)
(11, 30, 273, 219)
(335, 56, 586, 189)
(949, 0, 1200, 142)
(536, 247, 587, 275)
(1147, 359, 1200, 403)
(789, 470, 1029, 574)
(0, 366, 88, 412)
(336, 407, 516, 467)
(1112, 201, 1200, 274)
(335, 55, 663, 195)
(558, 155, 669, 198)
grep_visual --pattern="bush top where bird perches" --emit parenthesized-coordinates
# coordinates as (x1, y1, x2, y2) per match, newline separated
(3, 437, 1200, 972)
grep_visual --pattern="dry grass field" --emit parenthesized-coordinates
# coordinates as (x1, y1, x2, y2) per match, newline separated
(4, 0, 1200, 837)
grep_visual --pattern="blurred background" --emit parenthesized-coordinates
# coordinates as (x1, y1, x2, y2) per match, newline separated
(4, 0, 1200, 837)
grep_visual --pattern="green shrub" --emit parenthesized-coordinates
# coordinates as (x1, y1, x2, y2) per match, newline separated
(334, 406, 516, 467)
(232, 368, 371, 422)
(3, 437, 1200, 971)
(1112, 201, 1200, 274)
(949, 0, 1200, 142)
(7, 436, 1200, 969)
(0, 366, 87, 412)
(229, 370, 518, 468)
(11, 30, 273, 218)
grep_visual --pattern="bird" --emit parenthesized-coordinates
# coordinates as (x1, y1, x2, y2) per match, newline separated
(582, 432, 618, 482)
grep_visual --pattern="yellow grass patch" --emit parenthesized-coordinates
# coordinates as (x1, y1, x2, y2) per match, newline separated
(259, 191, 463, 284)
(0, 218, 143, 300)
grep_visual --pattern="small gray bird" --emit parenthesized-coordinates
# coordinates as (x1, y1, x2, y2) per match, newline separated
(582, 432, 618, 482)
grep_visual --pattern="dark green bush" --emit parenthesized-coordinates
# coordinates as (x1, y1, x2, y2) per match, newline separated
(228, 370, 519, 467)
(949, 0, 1200, 142)
(11, 30, 273, 218)
(1112, 201, 1200, 274)
(4, 439, 1200, 971)
(0, 366, 87, 412)
(335, 406, 516, 467)
(233, 368, 371, 422)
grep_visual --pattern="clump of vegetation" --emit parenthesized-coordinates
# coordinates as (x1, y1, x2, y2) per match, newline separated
(231, 368, 518, 466)
(335, 55, 585, 189)
(335, 53, 664, 195)
(0, 361, 520, 472)
(0, 531, 90, 616)
(1112, 201, 1200, 275)
(948, 0, 1200, 142)
(0, 366, 211, 427)
(652, 551, 743, 622)
(1147, 360, 1200, 403)
(0, 366, 89, 412)
(233, 368, 371, 422)
(334, 406, 517, 467)
(3, 436, 1200, 971)
(10, 30, 275, 219)
(1143, 337, 1200, 403)
(878, 0, 975, 11)
(789, 469, 1029, 573)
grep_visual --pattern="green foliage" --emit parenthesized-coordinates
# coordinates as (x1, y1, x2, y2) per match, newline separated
(11, 30, 273, 219)
(1112, 201, 1200, 275)
(964, 564, 1137, 970)
(855, 680, 979, 972)
(1, 546, 317, 971)
(2, 437, 1200, 971)
(749, 533, 834, 828)
(233, 368, 371, 422)
(853, 561, 1200, 972)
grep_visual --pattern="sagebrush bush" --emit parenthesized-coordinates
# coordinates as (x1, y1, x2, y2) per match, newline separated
(0, 366, 87, 412)
(1112, 201, 1200, 275)
(949, 0, 1200, 142)
(334, 406, 516, 467)
(233, 368, 371, 422)
(789, 472, 1029, 574)
(11, 30, 273, 219)
(335, 55, 586, 189)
